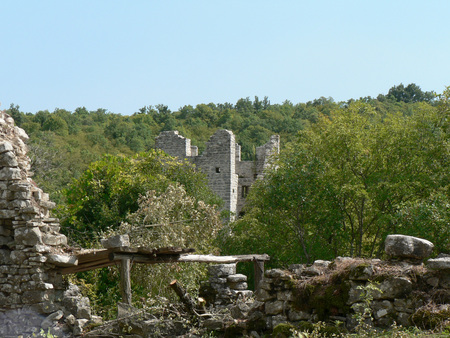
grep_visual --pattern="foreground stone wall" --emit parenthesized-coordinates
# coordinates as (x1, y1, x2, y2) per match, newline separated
(201, 235, 450, 335)
(0, 110, 96, 337)
(155, 130, 280, 217)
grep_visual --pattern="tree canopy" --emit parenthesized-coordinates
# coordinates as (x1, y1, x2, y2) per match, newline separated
(221, 88, 449, 267)
(59, 150, 221, 245)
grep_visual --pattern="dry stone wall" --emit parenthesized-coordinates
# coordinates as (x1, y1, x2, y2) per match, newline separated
(0, 110, 96, 337)
(200, 235, 450, 336)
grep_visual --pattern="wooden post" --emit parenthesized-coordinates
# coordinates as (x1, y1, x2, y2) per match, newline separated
(253, 259, 265, 291)
(120, 258, 132, 305)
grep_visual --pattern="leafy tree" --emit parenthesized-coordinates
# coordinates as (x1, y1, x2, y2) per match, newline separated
(221, 93, 449, 266)
(387, 83, 435, 103)
(104, 184, 222, 297)
(59, 150, 221, 245)
(42, 115, 69, 135)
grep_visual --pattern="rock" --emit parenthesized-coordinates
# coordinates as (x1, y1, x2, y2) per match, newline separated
(372, 300, 394, 319)
(265, 300, 284, 315)
(375, 277, 413, 300)
(0, 167, 21, 180)
(203, 318, 224, 330)
(264, 269, 292, 280)
(41, 310, 64, 330)
(73, 319, 89, 336)
(101, 234, 130, 248)
(349, 264, 375, 281)
(42, 233, 67, 246)
(47, 254, 78, 267)
(288, 264, 306, 275)
(0, 141, 13, 153)
(426, 257, 450, 270)
(255, 288, 274, 302)
(228, 281, 248, 290)
(385, 234, 434, 260)
(288, 309, 311, 321)
(208, 263, 236, 277)
(227, 274, 247, 283)
(15, 227, 43, 246)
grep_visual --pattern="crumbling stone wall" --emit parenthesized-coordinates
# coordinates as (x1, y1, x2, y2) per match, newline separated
(200, 235, 450, 335)
(155, 130, 280, 217)
(0, 110, 95, 337)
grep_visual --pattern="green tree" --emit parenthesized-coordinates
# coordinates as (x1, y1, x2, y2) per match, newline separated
(59, 150, 221, 245)
(222, 93, 449, 266)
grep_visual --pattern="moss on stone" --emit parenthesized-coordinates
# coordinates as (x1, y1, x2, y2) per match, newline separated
(410, 306, 450, 330)
(293, 280, 350, 320)
(272, 323, 295, 338)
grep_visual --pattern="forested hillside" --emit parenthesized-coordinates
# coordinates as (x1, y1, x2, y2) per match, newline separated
(6, 83, 436, 205)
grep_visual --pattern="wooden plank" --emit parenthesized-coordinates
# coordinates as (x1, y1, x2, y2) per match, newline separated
(60, 259, 116, 274)
(76, 249, 111, 263)
(109, 252, 181, 264)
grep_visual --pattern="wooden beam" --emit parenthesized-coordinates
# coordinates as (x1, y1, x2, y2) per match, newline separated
(177, 254, 270, 263)
(253, 259, 265, 291)
(120, 259, 132, 305)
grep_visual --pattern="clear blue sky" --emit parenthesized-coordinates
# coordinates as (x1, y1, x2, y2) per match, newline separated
(1, 1, 449, 115)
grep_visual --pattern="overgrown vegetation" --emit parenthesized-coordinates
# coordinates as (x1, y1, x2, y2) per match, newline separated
(6, 83, 448, 333)
(221, 87, 449, 268)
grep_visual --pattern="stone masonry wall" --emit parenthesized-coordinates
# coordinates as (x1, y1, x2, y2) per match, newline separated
(0, 110, 96, 337)
(199, 235, 450, 336)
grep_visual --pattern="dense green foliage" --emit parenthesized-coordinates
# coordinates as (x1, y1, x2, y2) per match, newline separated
(58, 150, 221, 245)
(221, 88, 449, 268)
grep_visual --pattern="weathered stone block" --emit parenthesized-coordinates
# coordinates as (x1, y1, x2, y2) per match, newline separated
(265, 300, 284, 315)
(10, 250, 27, 264)
(101, 234, 130, 248)
(228, 281, 248, 290)
(374, 277, 413, 300)
(0, 248, 12, 264)
(288, 309, 311, 321)
(47, 254, 78, 267)
(41, 310, 64, 330)
(42, 233, 67, 246)
(372, 300, 394, 319)
(264, 269, 292, 280)
(385, 234, 434, 259)
(0, 167, 21, 180)
(208, 263, 236, 277)
(349, 264, 375, 281)
(277, 290, 294, 301)
(0, 141, 13, 153)
(22, 290, 53, 304)
(227, 273, 247, 283)
(426, 257, 450, 270)
(0, 151, 18, 167)
(15, 227, 42, 246)
(255, 288, 275, 302)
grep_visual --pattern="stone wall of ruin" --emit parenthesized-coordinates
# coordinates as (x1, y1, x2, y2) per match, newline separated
(155, 129, 280, 217)
(0, 110, 95, 337)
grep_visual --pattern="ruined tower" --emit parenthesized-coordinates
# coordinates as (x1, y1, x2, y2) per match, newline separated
(155, 130, 280, 217)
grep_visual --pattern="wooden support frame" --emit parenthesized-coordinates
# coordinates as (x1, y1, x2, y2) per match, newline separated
(57, 248, 270, 304)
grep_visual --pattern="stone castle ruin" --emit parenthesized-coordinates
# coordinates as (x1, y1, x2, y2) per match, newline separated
(155, 130, 280, 217)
